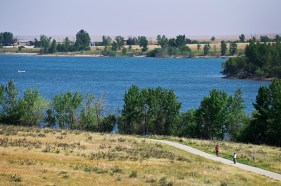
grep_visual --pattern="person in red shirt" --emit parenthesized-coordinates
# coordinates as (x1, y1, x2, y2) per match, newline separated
(215, 145, 220, 157)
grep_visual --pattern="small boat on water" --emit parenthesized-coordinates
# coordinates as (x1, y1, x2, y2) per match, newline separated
(18, 70, 26, 73)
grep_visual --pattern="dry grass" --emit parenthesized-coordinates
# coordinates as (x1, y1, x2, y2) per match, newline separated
(0, 124, 280, 186)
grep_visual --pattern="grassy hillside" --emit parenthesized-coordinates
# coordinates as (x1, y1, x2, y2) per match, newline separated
(0, 125, 280, 186)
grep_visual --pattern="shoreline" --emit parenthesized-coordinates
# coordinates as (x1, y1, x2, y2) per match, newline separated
(224, 76, 274, 81)
(0, 52, 233, 59)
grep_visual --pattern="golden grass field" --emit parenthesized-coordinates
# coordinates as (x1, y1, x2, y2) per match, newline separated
(0, 125, 280, 186)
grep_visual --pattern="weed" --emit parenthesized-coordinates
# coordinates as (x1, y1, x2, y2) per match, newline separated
(129, 171, 137, 178)
(38, 133, 46, 137)
(159, 177, 173, 186)
(146, 176, 156, 183)
(99, 144, 106, 149)
(10, 174, 21, 182)
(115, 175, 121, 181)
(118, 137, 126, 142)
(112, 166, 122, 173)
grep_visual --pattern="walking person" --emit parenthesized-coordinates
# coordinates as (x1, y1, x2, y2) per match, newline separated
(215, 144, 220, 157)
(233, 152, 237, 164)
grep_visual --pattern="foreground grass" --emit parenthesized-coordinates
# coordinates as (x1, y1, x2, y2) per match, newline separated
(147, 135, 281, 175)
(0, 125, 280, 186)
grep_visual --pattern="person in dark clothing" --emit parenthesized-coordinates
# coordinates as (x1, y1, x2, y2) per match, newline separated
(233, 152, 237, 164)
(215, 145, 220, 157)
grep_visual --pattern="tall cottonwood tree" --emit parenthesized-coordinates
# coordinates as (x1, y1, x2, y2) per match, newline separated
(75, 29, 91, 51)
(0, 32, 16, 46)
(229, 42, 237, 55)
(139, 36, 148, 52)
(221, 40, 227, 56)
(19, 88, 48, 126)
(2, 80, 20, 124)
(203, 44, 211, 55)
(196, 89, 228, 140)
(157, 35, 169, 48)
(52, 91, 83, 129)
(120, 85, 181, 135)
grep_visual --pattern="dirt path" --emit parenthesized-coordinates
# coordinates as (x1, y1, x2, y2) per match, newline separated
(147, 139, 281, 181)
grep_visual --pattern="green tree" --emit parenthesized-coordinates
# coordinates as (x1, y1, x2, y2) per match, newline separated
(19, 88, 48, 126)
(0, 85, 4, 120)
(0, 32, 16, 46)
(34, 38, 40, 48)
(44, 109, 56, 127)
(239, 34, 245, 42)
(102, 35, 112, 46)
(229, 42, 237, 55)
(220, 40, 227, 56)
(267, 79, 281, 146)
(53, 91, 83, 129)
(223, 42, 281, 79)
(260, 35, 270, 43)
(79, 94, 97, 131)
(111, 41, 118, 51)
(100, 115, 116, 133)
(243, 86, 271, 144)
(197, 44, 201, 51)
(48, 39, 57, 53)
(122, 47, 127, 55)
(126, 37, 138, 45)
(275, 35, 281, 42)
(203, 43, 211, 55)
(175, 109, 197, 137)
(241, 79, 281, 146)
(120, 86, 181, 135)
(39, 35, 51, 54)
(75, 29, 91, 51)
(211, 36, 215, 42)
(156, 35, 168, 48)
(63, 37, 73, 52)
(175, 35, 186, 47)
(2, 80, 21, 124)
(168, 38, 177, 47)
(94, 96, 105, 132)
(226, 89, 246, 141)
(115, 36, 124, 50)
(196, 89, 228, 140)
(139, 36, 148, 52)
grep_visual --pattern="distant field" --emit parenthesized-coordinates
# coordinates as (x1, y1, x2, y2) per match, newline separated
(0, 125, 280, 186)
(93, 42, 248, 56)
(0, 42, 249, 56)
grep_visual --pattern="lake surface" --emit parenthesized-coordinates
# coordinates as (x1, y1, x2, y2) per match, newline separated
(0, 54, 269, 114)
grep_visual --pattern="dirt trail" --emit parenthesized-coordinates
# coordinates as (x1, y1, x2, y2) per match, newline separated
(147, 139, 281, 181)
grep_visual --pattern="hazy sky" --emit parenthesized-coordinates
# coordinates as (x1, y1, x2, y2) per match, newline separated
(1, 0, 281, 37)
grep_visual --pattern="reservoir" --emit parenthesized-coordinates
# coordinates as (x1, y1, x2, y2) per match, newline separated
(0, 54, 269, 114)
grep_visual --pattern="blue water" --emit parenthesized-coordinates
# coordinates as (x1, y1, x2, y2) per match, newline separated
(0, 54, 269, 114)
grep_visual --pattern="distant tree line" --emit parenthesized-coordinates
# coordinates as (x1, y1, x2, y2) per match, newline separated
(1, 79, 281, 146)
(1, 30, 281, 58)
(223, 41, 281, 79)
(34, 29, 91, 54)
(147, 35, 192, 57)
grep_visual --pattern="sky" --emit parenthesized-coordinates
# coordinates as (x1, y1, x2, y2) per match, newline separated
(1, 0, 281, 37)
